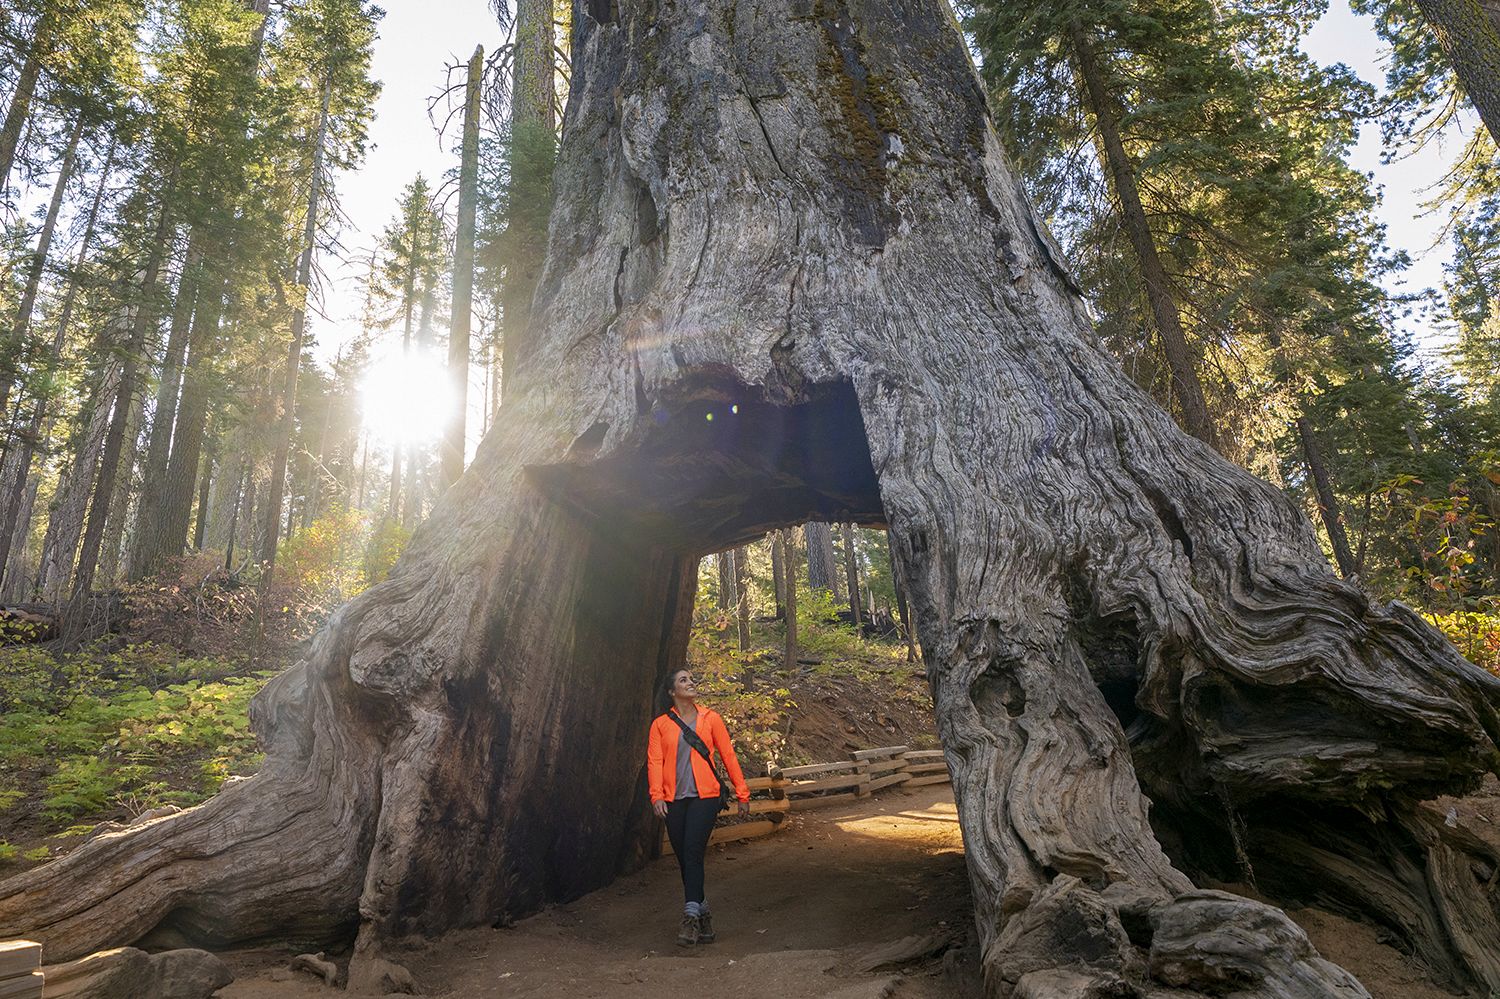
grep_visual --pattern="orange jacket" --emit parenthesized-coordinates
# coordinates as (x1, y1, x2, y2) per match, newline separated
(647, 707, 751, 805)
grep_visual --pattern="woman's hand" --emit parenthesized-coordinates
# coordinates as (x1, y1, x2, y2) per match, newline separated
(653, 801, 669, 819)
(738, 800, 750, 818)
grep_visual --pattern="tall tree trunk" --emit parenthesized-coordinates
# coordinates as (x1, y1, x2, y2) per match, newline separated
(67, 194, 175, 626)
(224, 465, 250, 572)
(8, 6, 1500, 998)
(804, 520, 838, 596)
(1, 477, 38, 602)
(780, 528, 798, 670)
(0, 117, 83, 428)
(0, 127, 109, 585)
(500, 0, 558, 395)
(99, 383, 147, 587)
(258, 78, 332, 585)
(841, 524, 862, 630)
(38, 354, 120, 603)
(129, 237, 206, 577)
(715, 549, 734, 610)
(443, 45, 483, 489)
(1066, 19, 1217, 450)
(1413, 0, 1500, 150)
(128, 253, 208, 579)
(194, 450, 214, 551)
(204, 441, 244, 552)
(770, 531, 785, 619)
(150, 279, 227, 568)
(0, 7, 52, 195)
(1295, 415, 1357, 578)
(886, 530, 917, 663)
(303, 389, 333, 528)
(734, 543, 750, 651)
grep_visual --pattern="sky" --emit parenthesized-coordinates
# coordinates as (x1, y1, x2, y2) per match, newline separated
(313, 0, 1474, 371)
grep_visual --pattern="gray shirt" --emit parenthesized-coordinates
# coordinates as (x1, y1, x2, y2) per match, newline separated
(675, 722, 700, 800)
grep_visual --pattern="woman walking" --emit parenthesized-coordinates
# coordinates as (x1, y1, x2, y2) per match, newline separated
(647, 667, 751, 946)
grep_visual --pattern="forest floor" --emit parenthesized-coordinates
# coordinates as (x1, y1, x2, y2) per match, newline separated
(215, 780, 1467, 999)
(221, 783, 984, 999)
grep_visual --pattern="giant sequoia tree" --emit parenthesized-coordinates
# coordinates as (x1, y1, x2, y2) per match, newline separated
(3, 1, 1500, 997)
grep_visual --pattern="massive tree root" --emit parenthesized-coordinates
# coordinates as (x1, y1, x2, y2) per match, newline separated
(3, 0, 1499, 995)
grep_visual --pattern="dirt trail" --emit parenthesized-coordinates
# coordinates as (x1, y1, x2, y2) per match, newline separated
(221, 785, 982, 998)
(218, 782, 1458, 998)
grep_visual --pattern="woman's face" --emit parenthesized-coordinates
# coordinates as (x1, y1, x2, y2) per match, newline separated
(672, 670, 697, 700)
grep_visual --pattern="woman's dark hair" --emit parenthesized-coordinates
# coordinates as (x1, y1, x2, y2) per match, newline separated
(657, 667, 691, 714)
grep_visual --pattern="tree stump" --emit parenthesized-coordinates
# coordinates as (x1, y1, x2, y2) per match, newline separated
(2, 0, 1499, 996)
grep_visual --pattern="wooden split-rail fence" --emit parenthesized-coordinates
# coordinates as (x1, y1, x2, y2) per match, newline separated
(661, 745, 951, 855)
(0, 941, 42, 999)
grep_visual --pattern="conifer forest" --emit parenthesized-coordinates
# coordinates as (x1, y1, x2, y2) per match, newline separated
(2, 0, 1500, 996)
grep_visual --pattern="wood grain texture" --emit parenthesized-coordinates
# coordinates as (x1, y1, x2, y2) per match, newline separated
(1, 0, 1498, 995)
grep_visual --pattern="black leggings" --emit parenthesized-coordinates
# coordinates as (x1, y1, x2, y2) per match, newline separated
(664, 795, 720, 904)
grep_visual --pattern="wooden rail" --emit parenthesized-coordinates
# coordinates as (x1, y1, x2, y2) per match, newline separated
(661, 746, 951, 855)
(0, 940, 42, 999)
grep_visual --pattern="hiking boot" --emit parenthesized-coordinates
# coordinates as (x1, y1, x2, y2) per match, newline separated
(677, 914, 700, 947)
(697, 911, 715, 943)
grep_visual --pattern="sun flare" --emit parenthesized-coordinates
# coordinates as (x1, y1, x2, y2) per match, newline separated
(360, 347, 455, 447)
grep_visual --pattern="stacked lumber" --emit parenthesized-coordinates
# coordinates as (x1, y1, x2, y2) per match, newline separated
(0, 941, 42, 999)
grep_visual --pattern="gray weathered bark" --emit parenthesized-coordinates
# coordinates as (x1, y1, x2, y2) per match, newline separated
(4, 3, 1500, 997)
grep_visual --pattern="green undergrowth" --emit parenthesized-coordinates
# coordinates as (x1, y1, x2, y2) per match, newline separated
(1427, 610, 1500, 675)
(686, 586, 933, 774)
(0, 641, 273, 867)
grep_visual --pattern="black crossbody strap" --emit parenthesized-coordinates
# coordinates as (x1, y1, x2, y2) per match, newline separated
(667, 709, 717, 768)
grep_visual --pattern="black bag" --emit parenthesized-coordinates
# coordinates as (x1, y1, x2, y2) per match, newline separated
(668, 708, 734, 812)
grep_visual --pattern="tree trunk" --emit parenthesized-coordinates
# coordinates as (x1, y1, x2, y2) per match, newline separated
(1413, 0, 1500, 150)
(1295, 415, 1357, 578)
(1066, 19, 1217, 450)
(887, 529, 917, 662)
(734, 543, 750, 650)
(841, 524, 862, 630)
(129, 255, 210, 579)
(224, 465, 249, 572)
(129, 238, 206, 578)
(68, 195, 175, 625)
(770, 530, 785, 618)
(194, 449, 214, 550)
(780, 528, 798, 670)
(443, 45, 483, 489)
(0, 8, 52, 195)
(7, 5, 1500, 998)
(1, 477, 38, 602)
(500, 0, 558, 394)
(37, 354, 121, 603)
(204, 441, 244, 552)
(258, 78, 332, 584)
(98, 384, 145, 587)
(0, 117, 83, 429)
(716, 549, 734, 611)
(804, 520, 839, 596)
(0, 127, 110, 586)
(149, 281, 227, 568)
